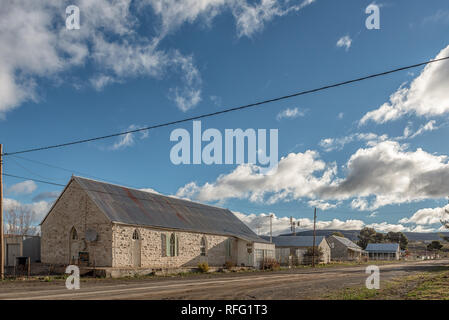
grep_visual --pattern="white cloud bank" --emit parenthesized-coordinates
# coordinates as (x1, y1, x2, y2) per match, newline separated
(360, 45, 449, 124)
(233, 211, 416, 235)
(319, 120, 439, 153)
(319, 132, 387, 152)
(177, 140, 449, 211)
(400, 205, 449, 226)
(1, 0, 316, 116)
(143, 0, 315, 38)
(4, 198, 53, 223)
(7, 180, 37, 195)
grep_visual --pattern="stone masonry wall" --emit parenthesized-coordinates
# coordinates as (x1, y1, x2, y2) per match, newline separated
(112, 224, 239, 268)
(41, 180, 113, 266)
(327, 236, 349, 261)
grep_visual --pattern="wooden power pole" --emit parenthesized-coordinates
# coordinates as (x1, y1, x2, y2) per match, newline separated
(269, 214, 273, 243)
(0, 144, 4, 280)
(312, 207, 317, 268)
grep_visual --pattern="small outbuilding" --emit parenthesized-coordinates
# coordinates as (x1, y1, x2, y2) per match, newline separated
(365, 243, 400, 260)
(262, 236, 331, 265)
(3, 235, 41, 267)
(326, 235, 364, 261)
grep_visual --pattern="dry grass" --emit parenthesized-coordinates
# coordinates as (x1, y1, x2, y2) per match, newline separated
(325, 267, 449, 300)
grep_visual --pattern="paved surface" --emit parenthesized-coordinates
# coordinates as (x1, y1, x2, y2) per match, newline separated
(0, 260, 447, 300)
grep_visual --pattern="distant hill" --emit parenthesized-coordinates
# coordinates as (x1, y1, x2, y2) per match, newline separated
(279, 229, 449, 242)
(403, 232, 449, 242)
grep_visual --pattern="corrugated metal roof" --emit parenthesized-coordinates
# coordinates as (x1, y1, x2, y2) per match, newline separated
(332, 236, 363, 251)
(260, 236, 326, 247)
(72, 176, 267, 243)
(365, 243, 400, 253)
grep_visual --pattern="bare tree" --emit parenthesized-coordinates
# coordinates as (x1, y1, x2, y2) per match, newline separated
(4, 205, 38, 236)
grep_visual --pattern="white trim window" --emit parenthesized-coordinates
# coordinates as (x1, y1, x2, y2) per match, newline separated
(200, 236, 207, 256)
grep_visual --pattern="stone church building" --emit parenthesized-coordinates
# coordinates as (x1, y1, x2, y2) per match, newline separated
(40, 176, 273, 270)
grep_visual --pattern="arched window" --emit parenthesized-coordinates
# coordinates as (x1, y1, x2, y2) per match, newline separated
(170, 233, 176, 257)
(200, 236, 207, 256)
(161, 234, 167, 257)
(70, 227, 78, 240)
(132, 229, 140, 240)
(225, 239, 233, 257)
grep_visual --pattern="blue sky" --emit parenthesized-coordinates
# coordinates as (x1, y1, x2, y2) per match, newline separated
(2, 0, 449, 235)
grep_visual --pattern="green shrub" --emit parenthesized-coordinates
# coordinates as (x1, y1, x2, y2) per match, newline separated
(198, 262, 209, 273)
(224, 261, 235, 270)
(261, 258, 280, 271)
(303, 247, 323, 265)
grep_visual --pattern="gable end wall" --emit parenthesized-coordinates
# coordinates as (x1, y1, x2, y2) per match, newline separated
(40, 180, 113, 266)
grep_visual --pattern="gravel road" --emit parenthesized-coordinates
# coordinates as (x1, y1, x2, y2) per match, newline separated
(0, 259, 446, 300)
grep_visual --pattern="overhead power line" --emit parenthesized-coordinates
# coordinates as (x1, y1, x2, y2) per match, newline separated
(3, 173, 65, 187)
(8, 154, 142, 189)
(1, 173, 232, 212)
(2, 56, 449, 157)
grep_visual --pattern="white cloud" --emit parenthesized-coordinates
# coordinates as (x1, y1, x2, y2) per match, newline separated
(337, 112, 344, 119)
(4, 198, 52, 223)
(232, 0, 314, 38)
(321, 120, 438, 154)
(422, 10, 449, 25)
(110, 124, 149, 150)
(2, 0, 315, 115)
(177, 140, 449, 210)
(307, 200, 338, 211)
(366, 222, 409, 233)
(209, 95, 222, 106)
(320, 140, 449, 210)
(336, 35, 352, 51)
(399, 205, 449, 226)
(176, 150, 337, 204)
(411, 225, 437, 232)
(318, 132, 387, 152)
(140, 187, 161, 194)
(276, 107, 306, 120)
(32, 191, 60, 202)
(398, 120, 438, 140)
(90, 75, 118, 91)
(0, 0, 205, 114)
(7, 180, 37, 195)
(142, 0, 315, 38)
(360, 45, 449, 124)
(233, 211, 413, 235)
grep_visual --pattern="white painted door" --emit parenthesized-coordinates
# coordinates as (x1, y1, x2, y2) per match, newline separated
(7, 244, 20, 267)
(70, 241, 79, 264)
(132, 240, 141, 267)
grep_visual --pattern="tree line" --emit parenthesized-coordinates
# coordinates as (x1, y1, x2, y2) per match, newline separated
(357, 227, 408, 250)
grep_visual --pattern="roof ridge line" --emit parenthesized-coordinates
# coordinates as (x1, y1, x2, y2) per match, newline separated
(73, 175, 233, 212)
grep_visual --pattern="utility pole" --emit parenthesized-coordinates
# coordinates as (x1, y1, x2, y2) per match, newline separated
(0, 144, 4, 280)
(269, 214, 273, 243)
(290, 217, 300, 236)
(312, 207, 317, 268)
